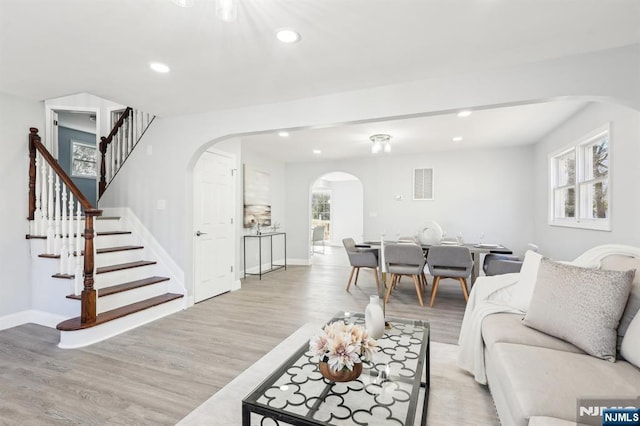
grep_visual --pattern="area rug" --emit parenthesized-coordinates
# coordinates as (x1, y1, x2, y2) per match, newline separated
(177, 323, 499, 425)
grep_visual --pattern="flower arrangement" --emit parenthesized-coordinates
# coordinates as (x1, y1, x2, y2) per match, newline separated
(309, 321, 378, 372)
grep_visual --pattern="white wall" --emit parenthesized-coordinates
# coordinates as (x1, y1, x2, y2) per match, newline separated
(97, 45, 640, 293)
(533, 102, 640, 259)
(326, 180, 363, 246)
(0, 92, 44, 318)
(286, 145, 534, 262)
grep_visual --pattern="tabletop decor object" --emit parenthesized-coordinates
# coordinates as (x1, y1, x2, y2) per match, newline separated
(309, 320, 378, 382)
(365, 295, 385, 339)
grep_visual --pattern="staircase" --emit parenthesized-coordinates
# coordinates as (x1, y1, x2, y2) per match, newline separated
(26, 109, 186, 348)
(28, 213, 185, 348)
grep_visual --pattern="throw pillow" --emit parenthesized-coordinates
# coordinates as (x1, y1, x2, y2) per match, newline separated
(620, 309, 640, 368)
(523, 258, 635, 361)
(510, 250, 543, 312)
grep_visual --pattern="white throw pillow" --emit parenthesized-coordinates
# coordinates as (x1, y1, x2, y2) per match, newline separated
(510, 250, 543, 312)
(523, 258, 635, 361)
(621, 309, 640, 368)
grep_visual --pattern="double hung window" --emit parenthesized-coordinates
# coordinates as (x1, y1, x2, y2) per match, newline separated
(549, 123, 610, 231)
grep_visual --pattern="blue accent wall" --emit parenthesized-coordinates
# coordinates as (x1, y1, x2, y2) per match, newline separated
(58, 126, 97, 206)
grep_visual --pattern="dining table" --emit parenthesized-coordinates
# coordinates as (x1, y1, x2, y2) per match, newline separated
(359, 240, 513, 286)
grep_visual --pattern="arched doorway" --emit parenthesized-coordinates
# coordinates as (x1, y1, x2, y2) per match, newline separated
(310, 172, 363, 263)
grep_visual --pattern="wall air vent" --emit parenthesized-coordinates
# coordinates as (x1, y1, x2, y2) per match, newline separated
(413, 168, 434, 200)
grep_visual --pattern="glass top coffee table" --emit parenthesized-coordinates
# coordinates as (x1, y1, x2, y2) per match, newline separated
(242, 312, 430, 425)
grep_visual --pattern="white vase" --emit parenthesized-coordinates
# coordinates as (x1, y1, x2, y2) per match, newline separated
(365, 295, 385, 339)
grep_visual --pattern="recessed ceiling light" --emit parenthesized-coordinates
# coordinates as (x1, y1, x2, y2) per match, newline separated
(457, 110, 472, 118)
(313, 149, 322, 155)
(278, 131, 289, 137)
(452, 136, 463, 142)
(276, 29, 301, 44)
(150, 62, 170, 73)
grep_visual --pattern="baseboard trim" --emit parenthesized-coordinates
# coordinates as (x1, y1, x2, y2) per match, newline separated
(0, 309, 68, 331)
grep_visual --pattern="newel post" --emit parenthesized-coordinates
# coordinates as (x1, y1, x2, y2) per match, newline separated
(28, 128, 39, 220)
(81, 208, 102, 325)
(98, 136, 108, 198)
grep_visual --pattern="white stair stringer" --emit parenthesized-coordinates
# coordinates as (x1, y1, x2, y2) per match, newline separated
(58, 297, 183, 349)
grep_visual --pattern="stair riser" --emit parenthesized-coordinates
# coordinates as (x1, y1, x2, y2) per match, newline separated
(58, 298, 184, 349)
(94, 234, 135, 249)
(96, 265, 157, 288)
(94, 219, 125, 233)
(97, 282, 168, 313)
(95, 249, 144, 268)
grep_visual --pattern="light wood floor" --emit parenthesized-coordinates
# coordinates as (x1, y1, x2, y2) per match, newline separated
(0, 246, 471, 425)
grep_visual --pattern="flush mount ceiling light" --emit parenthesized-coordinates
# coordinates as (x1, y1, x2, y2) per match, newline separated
(276, 29, 301, 44)
(313, 149, 322, 155)
(173, 0, 194, 7)
(457, 110, 472, 118)
(150, 62, 170, 73)
(278, 131, 289, 137)
(370, 134, 391, 154)
(216, 0, 237, 22)
(452, 136, 463, 142)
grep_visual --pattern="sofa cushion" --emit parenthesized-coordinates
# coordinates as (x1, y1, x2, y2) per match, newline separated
(621, 310, 640, 369)
(600, 254, 640, 348)
(482, 312, 584, 355)
(488, 342, 640, 424)
(523, 258, 634, 361)
(510, 250, 543, 312)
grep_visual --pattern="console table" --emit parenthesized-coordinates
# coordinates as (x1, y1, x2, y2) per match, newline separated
(242, 312, 430, 425)
(243, 232, 287, 279)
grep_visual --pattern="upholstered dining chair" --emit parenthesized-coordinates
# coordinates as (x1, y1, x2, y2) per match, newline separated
(383, 243, 428, 306)
(342, 238, 381, 294)
(426, 245, 473, 307)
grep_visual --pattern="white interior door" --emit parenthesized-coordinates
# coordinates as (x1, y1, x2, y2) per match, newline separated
(194, 150, 235, 303)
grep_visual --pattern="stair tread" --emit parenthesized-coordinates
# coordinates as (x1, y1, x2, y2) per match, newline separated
(97, 260, 156, 274)
(97, 245, 144, 254)
(56, 293, 183, 331)
(39, 245, 144, 259)
(66, 276, 170, 300)
(97, 231, 132, 236)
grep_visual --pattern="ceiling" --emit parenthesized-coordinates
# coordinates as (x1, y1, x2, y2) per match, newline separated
(1, 0, 639, 118)
(1, 1, 637, 162)
(241, 100, 588, 162)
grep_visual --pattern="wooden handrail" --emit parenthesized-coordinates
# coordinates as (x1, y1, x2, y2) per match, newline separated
(28, 127, 101, 326)
(29, 128, 94, 213)
(99, 107, 131, 197)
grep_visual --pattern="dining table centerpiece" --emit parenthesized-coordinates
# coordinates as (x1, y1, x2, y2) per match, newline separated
(309, 320, 379, 382)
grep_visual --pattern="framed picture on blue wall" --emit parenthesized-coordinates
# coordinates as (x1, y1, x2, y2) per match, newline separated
(71, 140, 97, 178)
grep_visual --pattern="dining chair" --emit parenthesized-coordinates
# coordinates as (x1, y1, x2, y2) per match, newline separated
(311, 225, 325, 254)
(426, 245, 472, 307)
(342, 238, 381, 294)
(383, 243, 428, 306)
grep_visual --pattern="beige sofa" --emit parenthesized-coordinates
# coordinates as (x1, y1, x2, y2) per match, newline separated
(478, 247, 640, 426)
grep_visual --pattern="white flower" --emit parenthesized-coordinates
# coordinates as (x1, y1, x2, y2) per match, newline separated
(309, 320, 379, 372)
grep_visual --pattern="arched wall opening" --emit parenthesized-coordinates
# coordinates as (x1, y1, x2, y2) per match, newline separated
(310, 172, 363, 258)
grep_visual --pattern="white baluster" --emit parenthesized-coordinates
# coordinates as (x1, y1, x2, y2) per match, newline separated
(74, 201, 83, 295)
(41, 159, 49, 237)
(33, 154, 42, 235)
(46, 167, 54, 254)
(59, 185, 68, 274)
(67, 193, 75, 274)
(128, 113, 133, 154)
(54, 175, 62, 255)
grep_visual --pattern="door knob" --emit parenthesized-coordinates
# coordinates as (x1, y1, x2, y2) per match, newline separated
(196, 230, 208, 236)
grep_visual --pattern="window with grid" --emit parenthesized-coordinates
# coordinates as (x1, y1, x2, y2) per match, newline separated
(549, 123, 610, 231)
